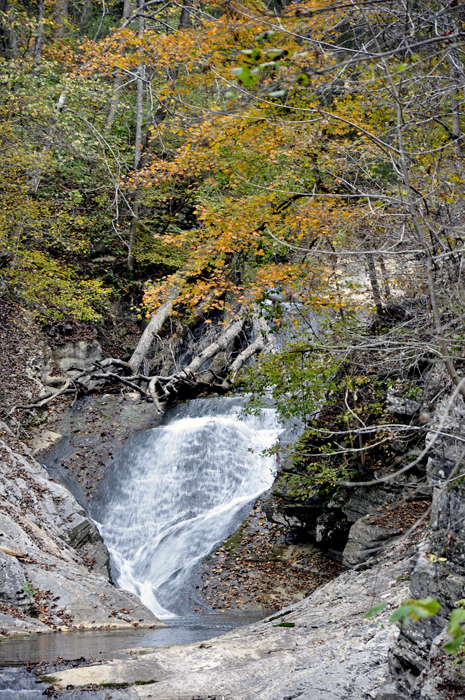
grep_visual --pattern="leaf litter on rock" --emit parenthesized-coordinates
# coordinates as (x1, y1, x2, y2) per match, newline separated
(197, 498, 341, 611)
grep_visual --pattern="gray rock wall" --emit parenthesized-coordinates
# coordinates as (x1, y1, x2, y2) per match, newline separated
(263, 377, 465, 698)
(0, 422, 162, 637)
(378, 392, 465, 699)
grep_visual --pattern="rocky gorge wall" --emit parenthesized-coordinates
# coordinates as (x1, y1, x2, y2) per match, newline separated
(259, 377, 465, 699)
(2, 303, 465, 698)
(0, 421, 162, 637)
(24, 386, 465, 700)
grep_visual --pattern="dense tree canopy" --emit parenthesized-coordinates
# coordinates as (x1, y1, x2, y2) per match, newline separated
(1, 0, 465, 475)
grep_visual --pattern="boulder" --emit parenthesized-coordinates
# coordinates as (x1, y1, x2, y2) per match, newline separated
(342, 515, 401, 568)
(386, 384, 420, 416)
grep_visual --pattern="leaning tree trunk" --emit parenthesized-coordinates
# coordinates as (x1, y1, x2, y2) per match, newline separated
(128, 296, 176, 374)
(105, 0, 135, 130)
(228, 314, 274, 378)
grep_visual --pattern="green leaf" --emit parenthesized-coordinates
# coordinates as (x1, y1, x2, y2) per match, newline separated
(447, 608, 465, 637)
(445, 635, 465, 654)
(266, 49, 288, 59)
(240, 48, 262, 61)
(256, 30, 276, 41)
(364, 602, 388, 619)
(390, 599, 441, 628)
(296, 73, 310, 86)
(230, 66, 259, 87)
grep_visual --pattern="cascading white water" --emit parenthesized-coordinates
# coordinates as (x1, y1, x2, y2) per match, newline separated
(91, 397, 282, 619)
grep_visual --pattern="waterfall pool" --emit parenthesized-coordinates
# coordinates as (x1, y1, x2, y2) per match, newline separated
(0, 397, 285, 694)
(0, 611, 269, 667)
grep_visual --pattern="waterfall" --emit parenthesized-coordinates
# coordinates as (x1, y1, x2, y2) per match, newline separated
(91, 397, 282, 619)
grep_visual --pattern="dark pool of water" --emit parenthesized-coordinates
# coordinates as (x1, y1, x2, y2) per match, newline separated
(0, 611, 269, 667)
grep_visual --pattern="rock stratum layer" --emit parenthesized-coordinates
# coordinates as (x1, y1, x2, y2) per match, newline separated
(0, 422, 161, 636)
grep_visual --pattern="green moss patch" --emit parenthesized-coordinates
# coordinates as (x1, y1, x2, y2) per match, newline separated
(268, 610, 293, 622)
(39, 675, 59, 684)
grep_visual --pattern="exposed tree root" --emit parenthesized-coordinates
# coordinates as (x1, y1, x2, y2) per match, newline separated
(4, 307, 277, 426)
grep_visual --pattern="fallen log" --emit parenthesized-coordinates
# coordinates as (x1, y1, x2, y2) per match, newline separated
(229, 317, 266, 378)
(148, 377, 164, 415)
(228, 310, 277, 380)
(6, 307, 272, 424)
(92, 363, 150, 397)
(182, 310, 246, 376)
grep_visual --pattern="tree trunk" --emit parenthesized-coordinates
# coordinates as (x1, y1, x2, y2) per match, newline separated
(395, 98, 465, 398)
(127, 195, 139, 270)
(134, 3, 144, 168)
(30, 92, 66, 193)
(105, 0, 136, 131)
(447, 52, 463, 155)
(229, 317, 266, 376)
(32, 0, 45, 71)
(378, 256, 391, 300)
(56, 0, 68, 36)
(365, 252, 384, 316)
(128, 295, 176, 374)
(127, 0, 145, 270)
(184, 313, 245, 375)
(4, 1, 17, 58)
(441, 1, 464, 153)
(179, 0, 191, 29)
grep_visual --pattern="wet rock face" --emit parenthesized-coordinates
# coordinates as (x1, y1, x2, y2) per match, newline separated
(0, 422, 162, 637)
(264, 483, 430, 567)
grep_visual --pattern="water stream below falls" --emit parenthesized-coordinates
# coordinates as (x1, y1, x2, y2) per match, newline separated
(90, 397, 282, 618)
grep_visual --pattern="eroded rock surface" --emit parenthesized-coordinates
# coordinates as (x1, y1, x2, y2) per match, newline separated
(380, 391, 465, 699)
(48, 545, 411, 699)
(31, 393, 158, 506)
(0, 422, 162, 637)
